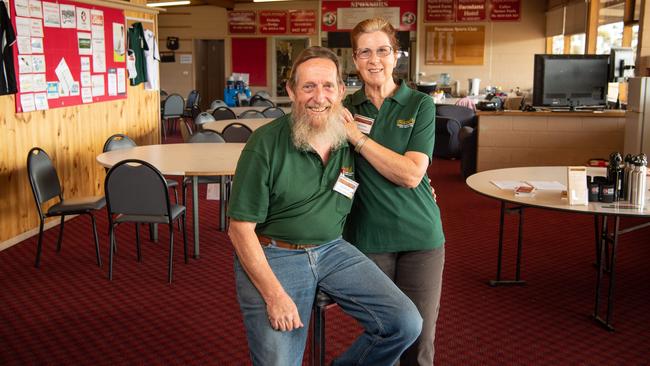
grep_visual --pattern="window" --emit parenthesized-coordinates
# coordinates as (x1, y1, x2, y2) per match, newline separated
(570, 34, 585, 54)
(596, 22, 623, 55)
(552, 35, 564, 54)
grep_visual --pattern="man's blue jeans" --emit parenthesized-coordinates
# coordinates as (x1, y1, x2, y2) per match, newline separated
(234, 237, 422, 366)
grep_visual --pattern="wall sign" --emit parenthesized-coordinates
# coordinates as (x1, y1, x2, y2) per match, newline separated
(228, 11, 256, 34)
(425, 25, 485, 65)
(259, 10, 287, 34)
(456, 0, 486, 22)
(489, 0, 520, 21)
(11, 0, 126, 113)
(321, 1, 417, 32)
(289, 9, 316, 34)
(425, 0, 455, 22)
(424, 0, 520, 23)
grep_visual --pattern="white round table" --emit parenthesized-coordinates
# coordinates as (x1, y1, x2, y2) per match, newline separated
(466, 166, 650, 331)
(97, 143, 246, 258)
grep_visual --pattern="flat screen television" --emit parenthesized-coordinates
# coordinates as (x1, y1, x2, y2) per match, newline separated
(533, 54, 609, 109)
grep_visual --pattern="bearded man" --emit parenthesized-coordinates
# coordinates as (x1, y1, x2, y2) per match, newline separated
(227, 46, 422, 366)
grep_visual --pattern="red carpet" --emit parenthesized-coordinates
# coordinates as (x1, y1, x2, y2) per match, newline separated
(1, 141, 649, 365)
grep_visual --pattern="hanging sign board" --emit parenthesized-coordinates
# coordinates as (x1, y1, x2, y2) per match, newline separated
(489, 0, 520, 21)
(259, 10, 287, 34)
(456, 0, 486, 22)
(425, 25, 485, 65)
(228, 11, 256, 34)
(321, 1, 417, 32)
(425, 0, 455, 22)
(289, 9, 316, 34)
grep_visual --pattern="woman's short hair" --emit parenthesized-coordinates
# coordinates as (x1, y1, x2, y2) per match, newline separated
(350, 17, 400, 54)
(287, 46, 343, 90)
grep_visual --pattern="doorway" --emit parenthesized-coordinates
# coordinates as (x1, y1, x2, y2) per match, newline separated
(195, 40, 225, 111)
(273, 38, 310, 97)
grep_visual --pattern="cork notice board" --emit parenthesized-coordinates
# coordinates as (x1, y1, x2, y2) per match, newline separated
(425, 25, 485, 65)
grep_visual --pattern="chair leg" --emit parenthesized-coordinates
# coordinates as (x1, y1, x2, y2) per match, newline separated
(162, 118, 168, 140)
(181, 214, 188, 264)
(35, 219, 45, 268)
(168, 224, 174, 284)
(108, 224, 115, 280)
(90, 214, 102, 267)
(135, 223, 142, 262)
(173, 186, 179, 204)
(311, 302, 326, 366)
(56, 215, 65, 252)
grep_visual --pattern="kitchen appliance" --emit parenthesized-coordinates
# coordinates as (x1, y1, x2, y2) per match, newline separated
(624, 77, 650, 156)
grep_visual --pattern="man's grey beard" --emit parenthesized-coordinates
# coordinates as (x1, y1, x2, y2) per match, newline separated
(291, 103, 348, 152)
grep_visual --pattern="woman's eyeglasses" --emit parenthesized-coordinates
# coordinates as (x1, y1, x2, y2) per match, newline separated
(355, 46, 394, 59)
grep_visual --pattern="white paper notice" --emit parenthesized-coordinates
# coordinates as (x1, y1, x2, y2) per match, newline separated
(42, 2, 60, 27)
(81, 87, 92, 103)
(80, 57, 90, 71)
(18, 55, 33, 73)
(14, 0, 30, 17)
(34, 93, 49, 110)
(70, 81, 80, 96)
(15, 17, 31, 37)
(90, 9, 103, 26)
(117, 68, 126, 94)
(91, 24, 104, 40)
(55, 58, 74, 92)
(30, 18, 44, 37)
(76, 7, 91, 31)
(19, 74, 34, 92)
(77, 32, 92, 55)
(32, 73, 47, 91)
(91, 74, 105, 96)
(59, 4, 75, 28)
(46, 82, 58, 99)
(28, 0, 42, 18)
(92, 39, 106, 73)
(58, 82, 69, 96)
(80, 71, 91, 86)
(17, 37, 31, 54)
(21, 94, 36, 112)
(31, 55, 45, 73)
(31, 38, 44, 53)
(107, 69, 117, 96)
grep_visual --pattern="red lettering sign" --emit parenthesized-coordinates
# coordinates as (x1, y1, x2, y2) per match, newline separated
(456, 0, 486, 22)
(289, 10, 316, 34)
(425, 0, 455, 22)
(321, 1, 417, 32)
(490, 0, 520, 21)
(260, 11, 287, 34)
(228, 11, 256, 34)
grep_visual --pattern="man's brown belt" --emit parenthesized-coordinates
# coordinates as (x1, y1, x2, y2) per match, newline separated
(257, 235, 318, 250)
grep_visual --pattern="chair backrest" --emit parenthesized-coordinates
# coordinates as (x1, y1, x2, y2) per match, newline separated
(103, 134, 137, 153)
(180, 119, 194, 142)
(190, 104, 202, 120)
(255, 90, 271, 99)
(27, 147, 62, 206)
(210, 99, 227, 109)
(194, 111, 216, 127)
(251, 98, 275, 107)
(238, 110, 266, 119)
(212, 107, 237, 121)
(186, 90, 199, 109)
(262, 106, 285, 118)
(188, 130, 225, 143)
(105, 159, 170, 217)
(436, 105, 477, 127)
(163, 94, 184, 117)
(160, 90, 168, 98)
(221, 123, 253, 143)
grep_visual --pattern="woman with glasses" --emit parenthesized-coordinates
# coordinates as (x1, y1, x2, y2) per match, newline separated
(342, 17, 445, 366)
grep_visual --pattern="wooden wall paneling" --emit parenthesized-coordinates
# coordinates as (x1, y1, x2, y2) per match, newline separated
(0, 9, 160, 248)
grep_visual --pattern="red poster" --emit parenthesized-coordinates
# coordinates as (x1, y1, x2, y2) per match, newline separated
(425, 0, 455, 22)
(228, 11, 256, 34)
(260, 11, 287, 34)
(321, 1, 418, 32)
(456, 0, 486, 22)
(489, 0, 520, 21)
(289, 10, 316, 34)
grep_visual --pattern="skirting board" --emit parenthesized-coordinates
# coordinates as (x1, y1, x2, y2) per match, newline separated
(0, 215, 78, 252)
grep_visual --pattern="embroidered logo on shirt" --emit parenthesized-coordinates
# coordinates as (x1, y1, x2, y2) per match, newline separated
(396, 119, 415, 128)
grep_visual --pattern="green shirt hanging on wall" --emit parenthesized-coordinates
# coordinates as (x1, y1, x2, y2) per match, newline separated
(127, 22, 148, 86)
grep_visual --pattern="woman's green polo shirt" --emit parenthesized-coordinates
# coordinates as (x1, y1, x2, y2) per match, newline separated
(343, 81, 445, 253)
(227, 115, 355, 245)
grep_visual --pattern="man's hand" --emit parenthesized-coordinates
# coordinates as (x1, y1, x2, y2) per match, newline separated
(266, 293, 304, 331)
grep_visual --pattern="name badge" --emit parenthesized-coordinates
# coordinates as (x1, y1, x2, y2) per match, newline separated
(354, 114, 374, 135)
(333, 172, 359, 199)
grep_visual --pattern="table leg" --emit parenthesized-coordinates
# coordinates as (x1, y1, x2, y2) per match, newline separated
(220, 176, 226, 231)
(593, 215, 619, 331)
(489, 201, 526, 286)
(149, 223, 158, 242)
(193, 176, 200, 259)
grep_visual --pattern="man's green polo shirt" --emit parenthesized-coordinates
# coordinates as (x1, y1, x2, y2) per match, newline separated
(227, 114, 355, 245)
(343, 81, 445, 253)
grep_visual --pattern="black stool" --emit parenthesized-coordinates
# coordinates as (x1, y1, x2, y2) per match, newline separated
(311, 290, 336, 366)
